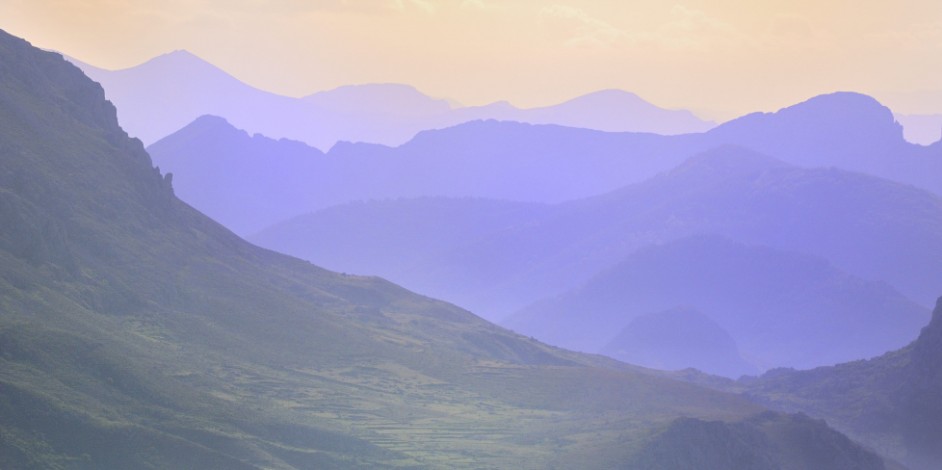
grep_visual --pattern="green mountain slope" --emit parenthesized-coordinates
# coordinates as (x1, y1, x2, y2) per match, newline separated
(0, 30, 887, 469)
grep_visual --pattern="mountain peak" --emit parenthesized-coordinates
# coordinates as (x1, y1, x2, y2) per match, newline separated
(149, 49, 203, 64)
(715, 91, 902, 141)
(149, 114, 247, 147)
(125, 49, 225, 77)
(304, 82, 452, 116)
(781, 91, 896, 121)
(570, 88, 643, 103)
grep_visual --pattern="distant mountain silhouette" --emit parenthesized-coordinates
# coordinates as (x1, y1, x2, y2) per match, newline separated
(703, 92, 942, 194)
(146, 115, 331, 235)
(449, 89, 715, 134)
(600, 306, 758, 378)
(504, 235, 928, 372)
(150, 116, 697, 234)
(742, 297, 942, 470)
(150, 90, 942, 239)
(303, 83, 452, 117)
(69, 51, 326, 146)
(251, 197, 552, 284)
(67, 51, 714, 147)
(252, 146, 942, 334)
(258, 145, 937, 321)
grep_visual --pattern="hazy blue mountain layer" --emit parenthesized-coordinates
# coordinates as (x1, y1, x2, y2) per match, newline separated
(148, 90, 941, 239)
(254, 146, 942, 327)
(0, 29, 886, 469)
(69, 52, 713, 148)
(600, 306, 758, 379)
(150, 116, 698, 234)
(506, 235, 928, 373)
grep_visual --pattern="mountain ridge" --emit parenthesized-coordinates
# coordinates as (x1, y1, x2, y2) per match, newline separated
(0, 28, 888, 469)
(67, 50, 714, 147)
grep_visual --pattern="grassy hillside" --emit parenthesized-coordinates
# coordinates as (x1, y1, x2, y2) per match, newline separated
(0, 29, 888, 469)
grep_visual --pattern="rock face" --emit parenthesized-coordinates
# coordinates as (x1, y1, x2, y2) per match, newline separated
(601, 307, 758, 378)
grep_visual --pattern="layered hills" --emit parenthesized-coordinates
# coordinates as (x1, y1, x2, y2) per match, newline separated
(505, 235, 928, 372)
(150, 117, 694, 234)
(149, 90, 942, 245)
(0, 29, 887, 469)
(253, 146, 942, 326)
(68, 52, 712, 149)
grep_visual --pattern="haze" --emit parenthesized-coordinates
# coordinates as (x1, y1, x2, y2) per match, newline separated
(2, 0, 941, 119)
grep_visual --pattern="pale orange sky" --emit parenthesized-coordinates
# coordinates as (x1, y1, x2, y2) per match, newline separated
(1, 0, 940, 119)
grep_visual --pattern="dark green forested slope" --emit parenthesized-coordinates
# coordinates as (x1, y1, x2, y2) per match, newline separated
(0, 29, 886, 469)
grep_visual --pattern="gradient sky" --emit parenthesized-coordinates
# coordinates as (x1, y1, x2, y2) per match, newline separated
(2, 0, 940, 119)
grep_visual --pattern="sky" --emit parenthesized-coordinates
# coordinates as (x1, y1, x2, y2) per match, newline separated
(1, 0, 941, 119)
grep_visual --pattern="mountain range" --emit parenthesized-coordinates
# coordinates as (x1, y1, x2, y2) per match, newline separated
(67, 51, 713, 149)
(149, 90, 942, 240)
(253, 146, 942, 323)
(0, 28, 895, 469)
(505, 235, 928, 373)
(149, 116, 697, 234)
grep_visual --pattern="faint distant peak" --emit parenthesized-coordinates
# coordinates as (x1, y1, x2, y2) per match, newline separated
(120, 49, 229, 77)
(303, 82, 452, 116)
(149, 114, 246, 147)
(564, 89, 644, 104)
(188, 114, 234, 129)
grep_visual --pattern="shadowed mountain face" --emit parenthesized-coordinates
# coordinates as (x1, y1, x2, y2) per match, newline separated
(0, 29, 890, 469)
(600, 307, 758, 379)
(505, 235, 928, 373)
(740, 298, 942, 470)
(68, 52, 713, 149)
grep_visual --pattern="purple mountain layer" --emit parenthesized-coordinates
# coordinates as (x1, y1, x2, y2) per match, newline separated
(68, 52, 714, 148)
